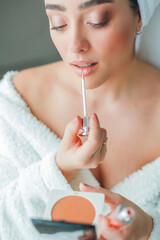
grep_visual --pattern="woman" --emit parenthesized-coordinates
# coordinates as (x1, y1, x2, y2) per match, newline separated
(0, 0, 160, 239)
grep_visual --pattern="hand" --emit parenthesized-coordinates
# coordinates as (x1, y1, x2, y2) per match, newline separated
(55, 113, 107, 181)
(80, 183, 153, 240)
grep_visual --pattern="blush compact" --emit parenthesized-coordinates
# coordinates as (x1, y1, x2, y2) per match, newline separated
(51, 195, 96, 225)
(43, 190, 110, 225)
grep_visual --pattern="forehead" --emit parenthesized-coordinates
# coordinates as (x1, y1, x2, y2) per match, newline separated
(45, 0, 115, 12)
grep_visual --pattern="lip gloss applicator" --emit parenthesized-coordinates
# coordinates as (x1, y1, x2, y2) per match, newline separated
(78, 73, 90, 136)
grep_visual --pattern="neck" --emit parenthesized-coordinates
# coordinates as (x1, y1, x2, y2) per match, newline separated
(65, 56, 142, 105)
(86, 57, 140, 103)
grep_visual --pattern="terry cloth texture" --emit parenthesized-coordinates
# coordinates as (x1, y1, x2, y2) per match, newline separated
(137, 0, 160, 28)
(0, 71, 160, 239)
(136, 3, 160, 70)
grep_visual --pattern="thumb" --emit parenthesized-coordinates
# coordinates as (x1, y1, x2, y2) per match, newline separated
(98, 215, 121, 239)
(99, 215, 110, 239)
(80, 183, 121, 210)
(62, 116, 82, 147)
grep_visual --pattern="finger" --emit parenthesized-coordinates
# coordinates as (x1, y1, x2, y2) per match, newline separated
(88, 113, 101, 143)
(99, 215, 123, 240)
(79, 113, 102, 158)
(92, 127, 107, 154)
(79, 183, 122, 209)
(82, 128, 107, 168)
(62, 116, 83, 149)
(89, 128, 108, 167)
(101, 128, 107, 147)
(99, 128, 107, 162)
(100, 143, 107, 163)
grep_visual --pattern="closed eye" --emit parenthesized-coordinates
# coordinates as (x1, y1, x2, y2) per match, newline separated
(87, 20, 109, 28)
(51, 24, 67, 31)
(51, 19, 109, 31)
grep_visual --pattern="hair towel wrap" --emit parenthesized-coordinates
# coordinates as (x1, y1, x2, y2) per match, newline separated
(136, 1, 160, 69)
(137, 0, 160, 28)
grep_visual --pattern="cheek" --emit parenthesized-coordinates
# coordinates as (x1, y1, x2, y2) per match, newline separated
(50, 33, 67, 59)
(93, 23, 135, 58)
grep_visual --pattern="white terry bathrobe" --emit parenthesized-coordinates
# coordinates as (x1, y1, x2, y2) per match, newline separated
(1, 1, 160, 239)
(0, 71, 160, 240)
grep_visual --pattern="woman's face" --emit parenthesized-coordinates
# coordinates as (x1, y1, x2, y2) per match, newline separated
(45, 0, 140, 89)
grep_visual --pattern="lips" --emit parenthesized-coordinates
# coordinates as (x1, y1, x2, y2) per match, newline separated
(70, 61, 98, 77)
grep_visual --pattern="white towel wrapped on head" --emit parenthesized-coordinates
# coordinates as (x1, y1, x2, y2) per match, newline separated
(136, 1, 160, 69)
(137, 0, 160, 28)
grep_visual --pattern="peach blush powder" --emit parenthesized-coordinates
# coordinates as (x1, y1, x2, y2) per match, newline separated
(51, 196, 96, 225)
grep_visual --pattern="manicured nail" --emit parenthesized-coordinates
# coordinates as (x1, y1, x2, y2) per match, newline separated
(92, 113, 98, 121)
(81, 183, 90, 187)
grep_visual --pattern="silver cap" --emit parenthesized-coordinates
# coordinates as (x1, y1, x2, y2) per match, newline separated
(78, 116, 90, 136)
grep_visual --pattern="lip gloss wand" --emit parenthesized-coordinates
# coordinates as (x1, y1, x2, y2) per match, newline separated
(78, 74, 90, 136)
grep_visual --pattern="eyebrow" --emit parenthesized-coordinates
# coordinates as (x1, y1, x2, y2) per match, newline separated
(79, 0, 114, 10)
(45, 0, 114, 12)
(45, 4, 66, 11)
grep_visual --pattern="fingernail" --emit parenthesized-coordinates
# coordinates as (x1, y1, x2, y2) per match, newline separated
(92, 113, 98, 121)
(82, 183, 90, 187)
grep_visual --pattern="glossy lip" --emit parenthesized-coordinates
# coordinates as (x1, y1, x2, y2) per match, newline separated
(70, 61, 98, 77)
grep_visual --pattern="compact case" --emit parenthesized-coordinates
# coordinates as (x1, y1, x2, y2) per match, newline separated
(43, 190, 110, 225)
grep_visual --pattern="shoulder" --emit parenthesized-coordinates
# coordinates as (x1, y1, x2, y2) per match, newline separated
(12, 61, 63, 92)
(12, 61, 64, 103)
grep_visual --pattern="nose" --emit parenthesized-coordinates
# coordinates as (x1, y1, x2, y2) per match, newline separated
(69, 26, 90, 54)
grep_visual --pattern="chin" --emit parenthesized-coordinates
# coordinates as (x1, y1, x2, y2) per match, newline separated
(85, 79, 105, 90)
(85, 74, 108, 89)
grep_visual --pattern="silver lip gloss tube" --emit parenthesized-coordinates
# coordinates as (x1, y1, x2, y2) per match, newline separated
(81, 116, 90, 136)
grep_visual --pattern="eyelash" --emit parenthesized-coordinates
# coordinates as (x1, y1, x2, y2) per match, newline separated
(51, 24, 67, 31)
(51, 20, 109, 31)
(88, 20, 109, 28)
